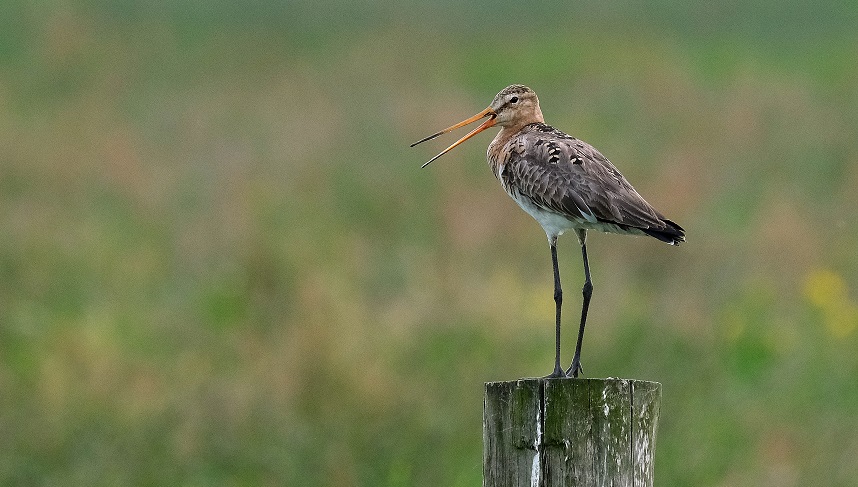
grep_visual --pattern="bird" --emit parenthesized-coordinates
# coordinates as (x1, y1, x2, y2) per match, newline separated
(411, 84, 685, 378)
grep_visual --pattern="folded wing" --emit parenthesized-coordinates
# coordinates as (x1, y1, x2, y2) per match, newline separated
(500, 124, 685, 244)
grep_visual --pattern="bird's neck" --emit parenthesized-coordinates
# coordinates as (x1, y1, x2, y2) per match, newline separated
(488, 118, 541, 164)
(488, 126, 517, 157)
(493, 105, 544, 148)
(488, 102, 544, 169)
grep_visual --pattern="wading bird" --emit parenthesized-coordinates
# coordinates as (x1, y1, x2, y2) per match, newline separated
(412, 85, 685, 378)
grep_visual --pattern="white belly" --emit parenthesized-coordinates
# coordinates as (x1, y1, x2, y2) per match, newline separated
(510, 191, 578, 238)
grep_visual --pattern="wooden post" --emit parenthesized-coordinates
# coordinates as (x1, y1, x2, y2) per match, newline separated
(483, 378, 661, 487)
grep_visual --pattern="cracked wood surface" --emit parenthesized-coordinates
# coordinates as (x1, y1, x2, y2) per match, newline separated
(483, 378, 661, 487)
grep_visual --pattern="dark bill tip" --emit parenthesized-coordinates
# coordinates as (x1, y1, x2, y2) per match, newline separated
(410, 131, 444, 147)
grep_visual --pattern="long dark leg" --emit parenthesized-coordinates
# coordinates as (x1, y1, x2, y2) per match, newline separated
(567, 237, 593, 378)
(545, 237, 565, 378)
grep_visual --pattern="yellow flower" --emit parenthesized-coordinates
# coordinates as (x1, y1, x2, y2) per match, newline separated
(804, 269, 858, 338)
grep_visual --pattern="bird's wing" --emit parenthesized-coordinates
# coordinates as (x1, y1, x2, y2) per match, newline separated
(500, 124, 668, 231)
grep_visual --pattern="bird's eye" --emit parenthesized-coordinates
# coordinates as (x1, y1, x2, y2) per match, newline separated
(510, 96, 519, 104)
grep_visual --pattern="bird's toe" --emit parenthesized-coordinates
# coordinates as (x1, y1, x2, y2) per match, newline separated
(565, 361, 584, 378)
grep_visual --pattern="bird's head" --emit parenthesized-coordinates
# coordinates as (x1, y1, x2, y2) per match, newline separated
(411, 84, 544, 167)
(489, 84, 544, 128)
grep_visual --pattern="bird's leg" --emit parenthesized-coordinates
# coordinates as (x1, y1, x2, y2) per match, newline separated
(545, 237, 566, 379)
(567, 231, 592, 378)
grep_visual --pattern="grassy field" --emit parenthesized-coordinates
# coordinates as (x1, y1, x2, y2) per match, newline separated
(2, 1, 858, 485)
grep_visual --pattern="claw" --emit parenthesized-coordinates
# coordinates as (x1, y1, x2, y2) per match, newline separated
(566, 361, 584, 378)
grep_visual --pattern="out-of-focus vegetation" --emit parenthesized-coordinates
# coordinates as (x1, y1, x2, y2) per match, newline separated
(2, 1, 857, 485)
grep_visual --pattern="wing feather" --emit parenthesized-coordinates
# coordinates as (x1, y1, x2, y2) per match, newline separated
(499, 123, 684, 241)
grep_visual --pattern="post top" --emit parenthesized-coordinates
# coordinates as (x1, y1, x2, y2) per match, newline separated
(485, 377, 661, 388)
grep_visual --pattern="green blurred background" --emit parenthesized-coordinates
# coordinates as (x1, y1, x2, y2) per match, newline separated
(2, 1, 857, 485)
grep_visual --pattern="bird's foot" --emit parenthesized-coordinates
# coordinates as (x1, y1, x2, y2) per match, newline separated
(544, 364, 567, 379)
(565, 360, 584, 378)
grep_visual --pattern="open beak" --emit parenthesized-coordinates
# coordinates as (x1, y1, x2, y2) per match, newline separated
(411, 107, 497, 168)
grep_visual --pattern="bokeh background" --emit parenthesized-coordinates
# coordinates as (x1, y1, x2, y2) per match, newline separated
(2, 1, 858, 485)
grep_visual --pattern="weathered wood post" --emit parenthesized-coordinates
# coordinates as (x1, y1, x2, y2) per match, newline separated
(483, 378, 661, 487)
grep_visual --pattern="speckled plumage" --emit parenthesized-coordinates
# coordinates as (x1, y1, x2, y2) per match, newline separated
(489, 121, 685, 245)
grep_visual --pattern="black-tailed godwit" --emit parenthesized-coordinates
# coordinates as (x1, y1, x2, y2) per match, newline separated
(412, 84, 685, 378)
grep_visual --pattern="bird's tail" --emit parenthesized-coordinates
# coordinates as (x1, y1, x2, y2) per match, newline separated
(643, 219, 686, 246)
